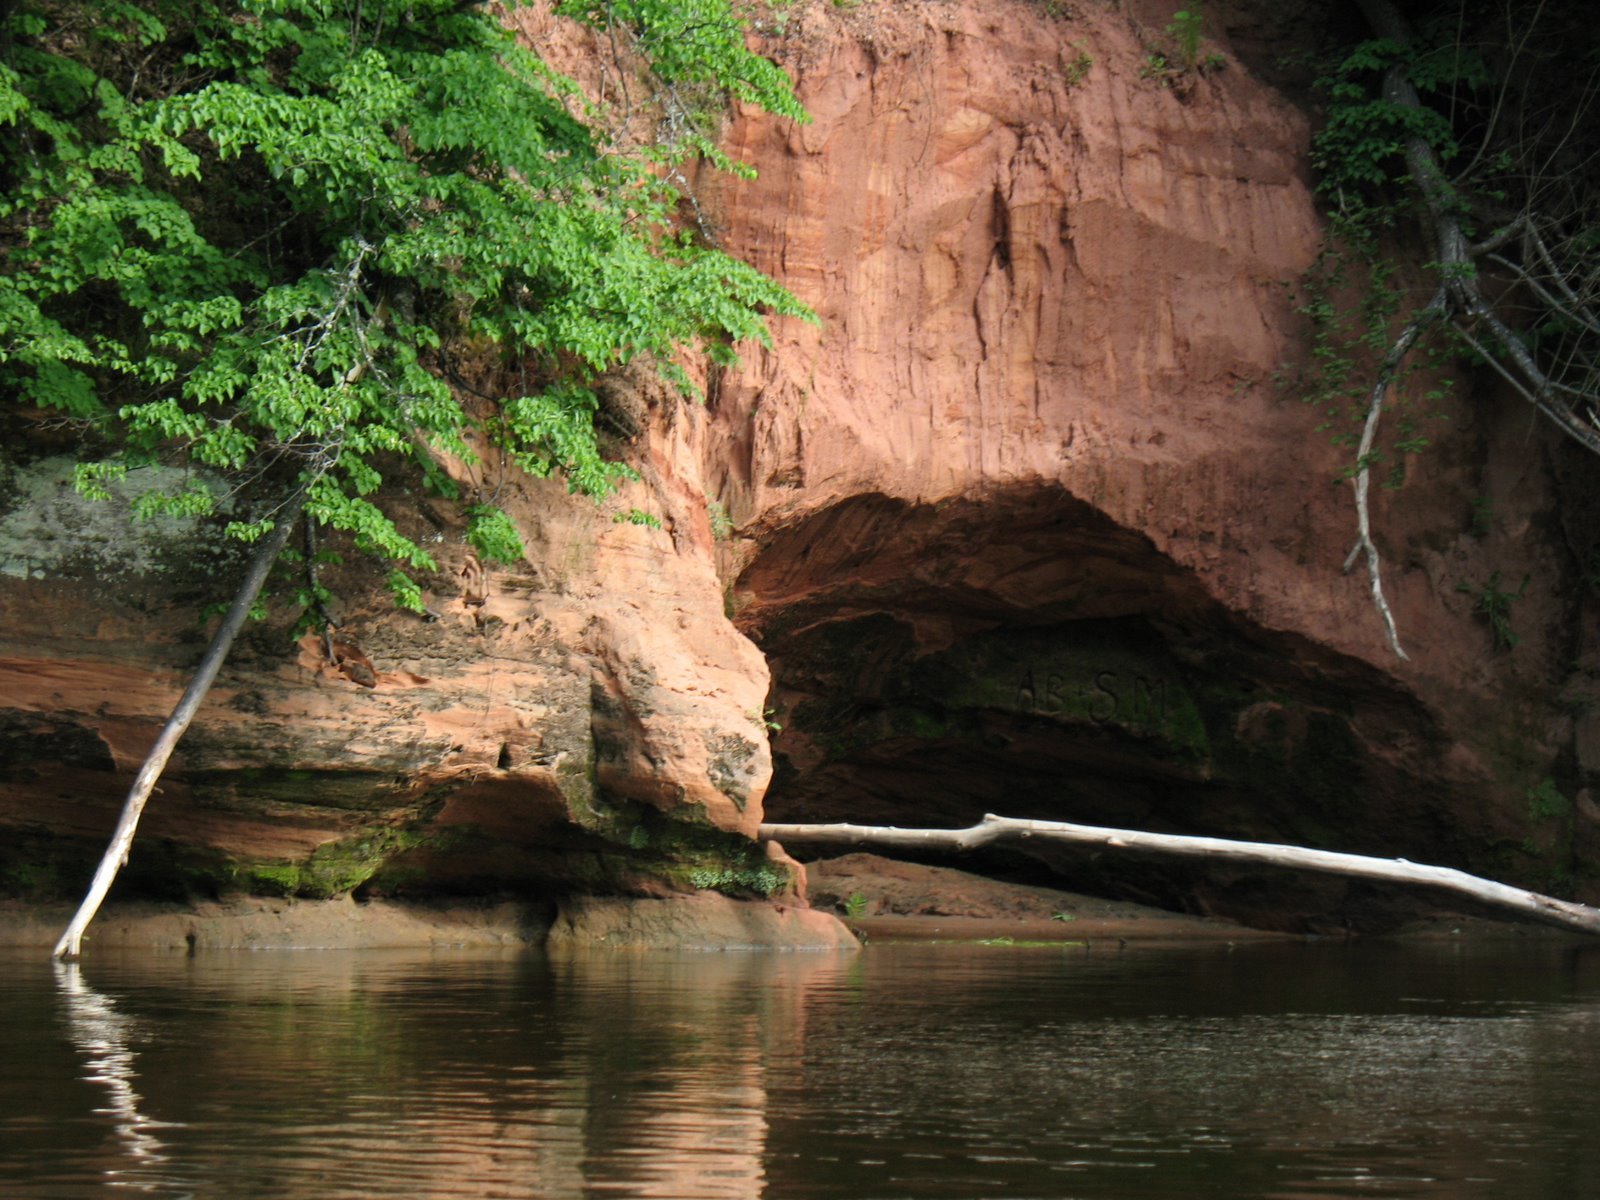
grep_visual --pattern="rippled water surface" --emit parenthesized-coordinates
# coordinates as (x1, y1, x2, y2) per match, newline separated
(4, 939, 1600, 1198)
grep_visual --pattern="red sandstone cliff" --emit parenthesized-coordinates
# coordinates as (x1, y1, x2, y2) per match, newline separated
(693, 0, 1600, 921)
(2, 0, 1597, 928)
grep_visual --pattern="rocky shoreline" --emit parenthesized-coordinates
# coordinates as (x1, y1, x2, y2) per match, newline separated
(0, 892, 859, 953)
(2, 853, 1574, 953)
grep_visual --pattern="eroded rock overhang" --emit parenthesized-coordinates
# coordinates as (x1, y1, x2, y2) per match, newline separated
(690, 0, 1600, 928)
(734, 486, 1532, 932)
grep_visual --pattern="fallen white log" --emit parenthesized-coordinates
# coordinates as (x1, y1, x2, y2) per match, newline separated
(758, 813, 1600, 937)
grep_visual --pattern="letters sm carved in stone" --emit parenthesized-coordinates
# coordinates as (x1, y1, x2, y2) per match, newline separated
(1016, 665, 1170, 728)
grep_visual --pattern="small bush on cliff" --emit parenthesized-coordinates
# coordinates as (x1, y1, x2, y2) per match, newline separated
(1165, 3, 1205, 69)
(1456, 570, 1528, 651)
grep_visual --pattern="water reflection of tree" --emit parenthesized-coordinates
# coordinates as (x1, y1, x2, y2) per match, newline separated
(42, 950, 852, 1199)
(53, 961, 183, 1193)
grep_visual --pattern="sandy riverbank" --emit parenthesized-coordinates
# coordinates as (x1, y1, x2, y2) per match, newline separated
(799, 853, 1572, 945)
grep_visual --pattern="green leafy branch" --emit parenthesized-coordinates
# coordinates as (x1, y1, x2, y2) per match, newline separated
(1, 0, 816, 617)
(11, 0, 818, 959)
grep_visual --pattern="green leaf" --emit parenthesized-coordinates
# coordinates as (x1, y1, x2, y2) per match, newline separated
(465, 504, 525, 565)
(386, 569, 426, 614)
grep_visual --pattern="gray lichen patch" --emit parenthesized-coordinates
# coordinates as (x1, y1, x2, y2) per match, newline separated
(0, 455, 239, 582)
(704, 731, 762, 811)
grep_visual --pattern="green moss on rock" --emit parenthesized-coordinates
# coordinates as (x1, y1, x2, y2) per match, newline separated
(600, 806, 796, 899)
(903, 628, 1211, 760)
(243, 827, 432, 899)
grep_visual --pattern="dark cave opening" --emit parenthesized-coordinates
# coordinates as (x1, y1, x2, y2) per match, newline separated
(737, 487, 1467, 932)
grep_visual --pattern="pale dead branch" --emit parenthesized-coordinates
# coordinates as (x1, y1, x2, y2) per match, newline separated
(761, 813, 1600, 936)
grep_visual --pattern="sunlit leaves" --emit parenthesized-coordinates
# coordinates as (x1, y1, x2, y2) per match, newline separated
(556, 0, 807, 123)
(385, 569, 427, 613)
(1, 0, 810, 600)
(465, 505, 525, 565)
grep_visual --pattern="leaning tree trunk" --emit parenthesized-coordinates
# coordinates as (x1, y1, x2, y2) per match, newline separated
(759, 814, 1600, 937)
(52, 490, 309, 960)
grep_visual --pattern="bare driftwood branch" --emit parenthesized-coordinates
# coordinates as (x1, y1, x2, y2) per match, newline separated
(1341, 287, 1448, 660)
(52, 487, 310, 961)
(760, 814, 1600, 937)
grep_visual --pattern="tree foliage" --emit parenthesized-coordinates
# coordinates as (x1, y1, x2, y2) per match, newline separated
(1308, 0, 1600, 411)
(0, 0, 811, 605)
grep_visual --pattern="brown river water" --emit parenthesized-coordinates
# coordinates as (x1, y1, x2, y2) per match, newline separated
(3, 939, 1598, 1199)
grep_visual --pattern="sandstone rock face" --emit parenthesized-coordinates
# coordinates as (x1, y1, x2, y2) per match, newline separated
(693, 0, 1600, 923)
(3, 0, 1597, 932)
(0, 405, 785, 905)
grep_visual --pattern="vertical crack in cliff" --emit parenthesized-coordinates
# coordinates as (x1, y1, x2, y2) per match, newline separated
(990, 184, 1013, 280)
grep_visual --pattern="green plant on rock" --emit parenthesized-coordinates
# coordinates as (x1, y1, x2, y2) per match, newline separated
(1141, 0, 1222, 82)
(617, 507, 663, 529)
(707, 500, 735, 540)
(1457, 569, 1528, 651)
(1527, 778, 1570, 822)
(1139, 52, 1174, 85)
(1287, 231, 1458, 478)
(1063, 45, 1093, 86)
(465, 506, 527, 568)
(1141, 52, 1220, 91)
(841, 891, 869, 918)
(1521, 779, 1578, 896)
(1165, 2, 1205, 70)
